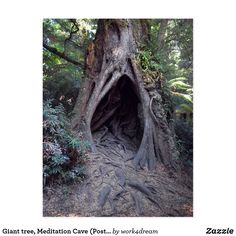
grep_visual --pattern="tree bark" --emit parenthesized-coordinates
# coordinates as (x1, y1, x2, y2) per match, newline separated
(157, 19, 169, 50)
(72, 19, 179, 170)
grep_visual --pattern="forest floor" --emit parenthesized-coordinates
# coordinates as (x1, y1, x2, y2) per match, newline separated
(43, 128, 193, 217)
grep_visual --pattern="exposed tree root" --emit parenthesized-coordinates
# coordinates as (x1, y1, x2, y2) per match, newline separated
(98, 186, 111, 208)
(44, 129, 192, 217)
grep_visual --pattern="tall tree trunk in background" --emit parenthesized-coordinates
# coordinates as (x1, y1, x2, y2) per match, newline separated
(157, 19, 169, 50)
(72, 19, 179, 170)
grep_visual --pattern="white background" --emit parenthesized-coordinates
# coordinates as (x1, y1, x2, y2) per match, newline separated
(0, 0, 236, 235)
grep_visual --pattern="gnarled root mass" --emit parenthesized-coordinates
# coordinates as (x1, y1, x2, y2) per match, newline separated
(43, 130, 192, 216)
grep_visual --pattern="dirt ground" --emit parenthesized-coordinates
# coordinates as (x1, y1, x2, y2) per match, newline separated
(43, 128, 193, 217)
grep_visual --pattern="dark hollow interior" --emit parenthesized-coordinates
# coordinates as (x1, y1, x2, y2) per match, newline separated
(91, 75, 143, 146)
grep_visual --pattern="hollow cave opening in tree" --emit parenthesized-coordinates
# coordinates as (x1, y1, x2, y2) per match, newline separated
(91, 75, 143, 150)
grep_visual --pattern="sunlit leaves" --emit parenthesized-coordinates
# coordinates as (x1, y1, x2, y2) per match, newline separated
(172, 92, 192, 103)
(146, 19, 193, 116)
(176, 103, 193, 113)
(43, 19, 98, 112)
(168, 77, 191, 90)
(167, 76, 193, 108)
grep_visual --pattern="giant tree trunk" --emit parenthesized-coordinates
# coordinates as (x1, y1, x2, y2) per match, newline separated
(72, 19, 179, 170)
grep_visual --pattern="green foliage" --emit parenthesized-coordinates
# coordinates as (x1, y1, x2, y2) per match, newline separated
(43, 65, 81, 113)
(43, 19, 97, 185)
(136, 49, 164, 73)
(43, 100, 89, 185)
(177, 103, 193, 113)
(43, 19, 96, 64)
(43, 19, 97, 112)
(174, 120, 193, 167)
(141, 19, 193, 120)
(136, 50, 151, 71)
(167, 77, 193, 112)
(168, 77, 191, 89)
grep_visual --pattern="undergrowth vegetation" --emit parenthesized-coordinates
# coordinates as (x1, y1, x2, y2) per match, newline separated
(174, 119, 193, 168)
(43, 99, 89, 185)
(43, 19, 97, 185)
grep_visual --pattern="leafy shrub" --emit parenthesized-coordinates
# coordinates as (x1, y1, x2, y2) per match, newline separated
(43, 99, 89, 185)
(174, 120, 193, 168)
(136, 49, 164, 73)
